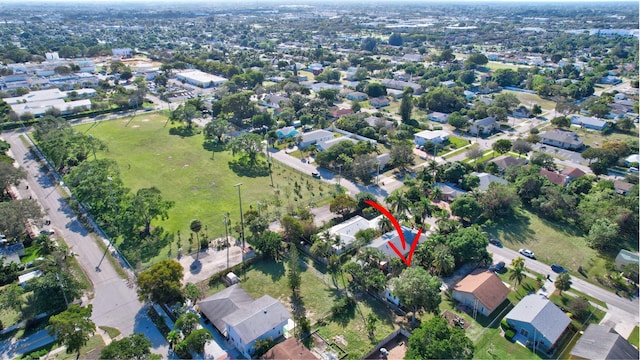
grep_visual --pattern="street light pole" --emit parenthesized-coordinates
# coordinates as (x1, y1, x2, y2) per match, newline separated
(234, 183, 246, 280)
(97, 177, 116, 271)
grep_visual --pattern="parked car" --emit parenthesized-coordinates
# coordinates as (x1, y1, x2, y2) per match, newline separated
(311, 172, 321, 179)
(519, 248, 535, 259)
(489, 238, 502, 247)
(489, 261, 505, 272)
(40, 229, 55, 235)
(551, 264, 567, 273)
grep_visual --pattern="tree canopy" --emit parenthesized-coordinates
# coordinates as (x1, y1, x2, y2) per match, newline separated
(405, 316, 474, 359)
(100, 333, 158, 360)
(136, 259, 184, 304)
(48, 305, 96, 355)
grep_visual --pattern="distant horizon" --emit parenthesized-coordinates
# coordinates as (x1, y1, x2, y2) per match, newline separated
(2, 0, 638, 3)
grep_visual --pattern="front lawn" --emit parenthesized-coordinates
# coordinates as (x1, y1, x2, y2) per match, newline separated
(474, 327, 541, 360)
(628, 326, 639, 348)
(548, 291, 606, 330)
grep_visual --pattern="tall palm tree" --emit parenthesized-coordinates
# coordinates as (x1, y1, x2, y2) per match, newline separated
(427, 160, 439, 178)
(386, 191, 411, 219)
(167, 330, 180, 349)
(431, 244, 455, 276)
(412, 197, 435, 223)
(378, 216, 392, 233)
(509, 257, 526, 289)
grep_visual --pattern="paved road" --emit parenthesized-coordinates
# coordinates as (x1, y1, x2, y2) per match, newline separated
(0, 329, 55, 360)
(1, 130, 169, 357)
(489, 244, 640, 317)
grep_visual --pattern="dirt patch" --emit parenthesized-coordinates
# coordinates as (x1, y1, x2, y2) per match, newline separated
(131, 125, 140, 128)
(441, 309, 471, 330)
(140, 118, 150, 122)
(334, 335, 348, 346)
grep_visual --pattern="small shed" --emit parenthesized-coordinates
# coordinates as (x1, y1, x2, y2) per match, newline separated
(226, 272, 240, 285)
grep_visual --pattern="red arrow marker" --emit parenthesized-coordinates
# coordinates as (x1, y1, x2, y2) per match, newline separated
(364, 200, 424, 267)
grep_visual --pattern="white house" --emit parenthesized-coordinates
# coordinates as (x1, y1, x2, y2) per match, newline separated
(414, 130, 449, 146)
(175, 70, 228, 88)
(468, 116, 498, 136)
(298, 129, 333, 149)
(324, 215, 379, 254)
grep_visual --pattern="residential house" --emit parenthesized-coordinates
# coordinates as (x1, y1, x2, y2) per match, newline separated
(414, 130, 450, 146)
(441, 80, 456, 88)
(570, 115, 608, 131)
(262, 338, 318, 360)
(490, 155, 526, 173)
(434, 182, 467, 202)
(261, 94, 290, 109)
(539, 169, 568, 186)
(452, 269, 510, 317)
(367, 226, 424, 260)
(199, 285, 291, 359)
(365, 116, 393, 129)
(344, 67, 359, 81)
(560, 167, 586, 182)
(324, 215, 378, 255)
(275, 126, 298, 139)
(309, 63, 323, 75)
(624, 154, 639, 166)
(504, 294, 571, 353)
(381, 79, 423, 95)
(369, 97, 390, 108)
(386, 88, 404, 99)
(401, 53, 423, 63)
(112, 48, 133, 57)
(539, 129, 583, 150)
(599, 76, 622, 85)
(331, 108, 354, 119)
(471, 172, 508, 191)
(19, 270, 43, 287)
(614, 249, 639, 271)
(512, 107, 531, 118)
(298, 129, 333, 149)
(345, 91, 368, 101)
(613, 180, 634, 196)
(428, 112, 450, 124)
(570, 324, 639, 360)
(175, 70, 228, 88)
(0, 242, 25, 265)
(468, 116, 498, 136)
(317, 136, 358, 151)
(309, 82, 342, 93)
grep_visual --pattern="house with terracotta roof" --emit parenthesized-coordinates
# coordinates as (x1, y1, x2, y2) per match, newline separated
(262, 338, 317, 360)
(452, 269, 510, 317)
(560, 167, 586, 181)
(539, 169, 568, 186)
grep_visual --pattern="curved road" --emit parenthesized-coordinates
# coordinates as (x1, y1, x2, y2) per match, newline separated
(1, 129, 169, 357)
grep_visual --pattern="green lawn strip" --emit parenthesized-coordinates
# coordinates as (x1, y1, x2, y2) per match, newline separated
(565, 288, 607, 309)
(98, 326, 121, 339)
(495, 273, 542, 303)
(443, 143, 477, 159)
(449, 136, 470, 148)
(473, 327, 540, 360)
(548, 291, 605, 330)
(628, 326, 639, 348)
(0, 308, 20, 329)
(46, 335, 105, 360)
(484, 208, 610, 283)
(501, 90, 557, 112)
(75, 114, 334, 266)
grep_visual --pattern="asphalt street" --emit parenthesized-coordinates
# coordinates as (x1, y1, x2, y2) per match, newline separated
(0, 329, 55, 360)
(1, 129, 169, 358)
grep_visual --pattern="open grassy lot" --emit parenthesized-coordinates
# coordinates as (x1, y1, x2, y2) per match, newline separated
(206, 256, 397, 360)
(483, 61, 525, 72)
(484, 208, 611, 280)
(572, 127, 639, 149)
(75, 114, 336, 264)
(502, 90, 557, 112)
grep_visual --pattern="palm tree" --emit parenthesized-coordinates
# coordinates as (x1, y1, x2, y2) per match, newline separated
(431, 244, 455, 276)
(555, 272, 572, 295)
(378, 216, 392, 233)
(167, 330, 180, 349)
(509, 257, 526, 289)
(190, 219, 203, 258)
(386, 191, 410, 219)
(412, 197, 435, 223)
(427, 160, 439, 178)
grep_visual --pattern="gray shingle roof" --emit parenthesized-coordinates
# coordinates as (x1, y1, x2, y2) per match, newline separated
(368, 226, 422, 259)
(222, 295, 291, 345)
(506, 294, 570, 345)
(198, 284, 254, 333)
(570, 324, 639, 360)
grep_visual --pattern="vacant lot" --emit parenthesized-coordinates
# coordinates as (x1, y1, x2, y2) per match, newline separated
(484, 208, 612, 280)
(75, 114, 335, 264)
(502, 90, 557, 112)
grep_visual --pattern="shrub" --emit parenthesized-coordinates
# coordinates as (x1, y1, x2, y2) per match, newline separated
(500, 318, 509, 330)
(504, 329, 516, 340)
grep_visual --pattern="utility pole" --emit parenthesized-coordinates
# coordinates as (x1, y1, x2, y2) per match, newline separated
(223, 213, 230, 269)
(97, 177, 116, 271)
(234, 183, 246, 279)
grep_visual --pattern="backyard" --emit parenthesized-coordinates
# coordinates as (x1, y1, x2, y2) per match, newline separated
(204, 256, 398, 360)
(74, 114, 336, 265)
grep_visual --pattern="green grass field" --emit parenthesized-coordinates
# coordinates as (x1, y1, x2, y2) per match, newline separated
(75, 114, 336, 265)
(572, 127, 639, 149)
(501, 90, 557, 112)
(485, 208, 613, 280)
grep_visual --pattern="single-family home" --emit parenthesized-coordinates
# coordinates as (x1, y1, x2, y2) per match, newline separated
(613, 180, 634, 196)
(309, 63, 323, 75)
(570, 115, 608, 131)
(298, 129, 333, 149)
(434, 182, 467, 202)
(560, 167, 586, 181)
(19, 269, 43, 287)
(471, 172, 508, 191)
(365, 116, 393, 129)
(599, 76, 622, 85)
(331, 108, 354, 119)
(504, 294, 571, 353)
(324, 215, 378, 255)
(369, 97, 390, 108)
(468, 116, 498, 136)
(386, 88, 404, 99)
(345, 91, 368, 101)
(199, 285, 291, 359)
(0, 242, 25, 265)
(427, 112, 450, 124)
(490, 155, 526, 173)
(614, 249, 639, 271)
(262, 338, 318, 360)
(401, 53, 423, 63)
(539, 129, 583, 150)
(275, 126, 298, 139)
(317, 136, 358, 151)
(570, 324, 639, 360)
(512, 107, 531, 118)
(309, 82, 342, 93)
(441, 80, 456, 88)
(381, 79, 423, 95)
(261, 94, 290, 109)
(414, 130, 450, 146)
(452, 269, 510, 317)
(624, 154, 639, 166)
(367, 226, 424, 260)
(539, 169, 568, 186)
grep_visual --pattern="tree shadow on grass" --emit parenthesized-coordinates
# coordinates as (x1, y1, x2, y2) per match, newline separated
(169, 126, 198, 138)
(120, 227, 172, 266)
(484, 210, 534, 245)
(202, 139, 226, 154)
(228, 158, 270, 177)
(252, 258, 285, 282)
